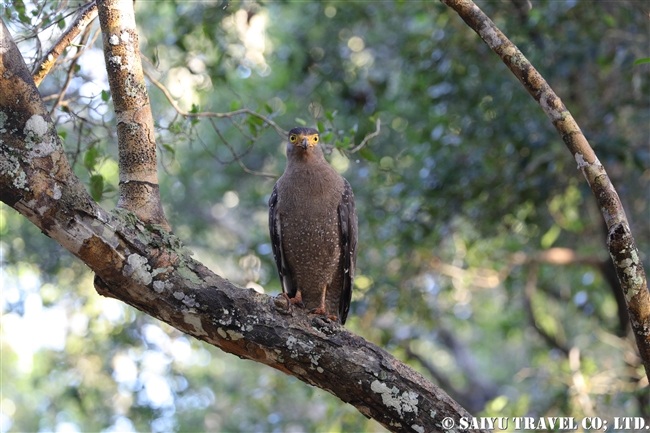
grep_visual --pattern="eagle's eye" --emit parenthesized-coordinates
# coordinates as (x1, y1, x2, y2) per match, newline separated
(289, 135, 297, 142)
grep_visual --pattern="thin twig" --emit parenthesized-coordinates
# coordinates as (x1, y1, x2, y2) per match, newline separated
(523, 263, 570, 355)
(50, 25, 97, 115)
(33, 1, 99, 86)
(208, 118, 277, 178)
(349, 118, 381, 153)
(143, 68, 287, 137)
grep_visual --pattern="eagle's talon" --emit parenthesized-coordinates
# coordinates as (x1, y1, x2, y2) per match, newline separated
(310, 307, 339, 323)
(279, 292, 305, 311)
(309, 307, 328, 317)
(274, 294, 293, 314)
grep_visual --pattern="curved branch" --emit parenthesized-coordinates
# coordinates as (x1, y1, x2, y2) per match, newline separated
(523, 263, 570, 355)
(143, 68, 288, 137)
(32, 0, 98, 86)
(0, 17, 484, 433)
(207, 118, 277, 178)
(49, 25, 98, 115)
(441, 0, 650, 380)
(349, 118, 381, 153)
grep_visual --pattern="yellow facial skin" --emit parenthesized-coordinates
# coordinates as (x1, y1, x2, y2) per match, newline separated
(289, 133, 319, 149)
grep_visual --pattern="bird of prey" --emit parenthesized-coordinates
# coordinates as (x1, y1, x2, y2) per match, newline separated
(269, 127, 358, 324)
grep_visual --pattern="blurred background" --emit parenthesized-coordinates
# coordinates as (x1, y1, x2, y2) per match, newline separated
(1, 0, 648, 431)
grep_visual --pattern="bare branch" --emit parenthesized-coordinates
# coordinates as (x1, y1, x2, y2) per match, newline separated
(349, 118, 381, 153)
(49, 25, 97, 115)
(33, 1, 98, 87)
(143, 67, 288, 137)
(441, 0, 650, 379)
(404, 334, 498, 414)
(208, 118, 277, 178)
(523, 263, 570, 355)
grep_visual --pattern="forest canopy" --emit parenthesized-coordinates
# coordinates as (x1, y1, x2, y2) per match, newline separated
(1, 0, 648, 431)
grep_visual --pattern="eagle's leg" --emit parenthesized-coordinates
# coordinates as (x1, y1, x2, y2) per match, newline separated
(281, 291, 305, 310)
(310, 286, 338, 322)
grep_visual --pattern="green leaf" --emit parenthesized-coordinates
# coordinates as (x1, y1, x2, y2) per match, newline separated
(541, 224, 561, 249)
(58, 131, 67, 141)
(190, 103, 200, 114)
(89, 174, 104, 202)
(325, 110, 337, 122)
(84, 147, 100, 171)
(358, 147, 378, 162)
(169, 122, 182, 133)
(58, 17, 66, 29)
(602, 13, 616, 28)
(633, 57, 650, 66)
(317, 121, 325, 133)
(322, 131, 333, 142)
(295, 118, 307, 126)
(264, 103, 273, 114)
(74, 64, 81, 73)
(163, 144, 175, 156)
(248, 115, 264, 126)
(101, 90, 110, 102)
(230, 100, 242, 111)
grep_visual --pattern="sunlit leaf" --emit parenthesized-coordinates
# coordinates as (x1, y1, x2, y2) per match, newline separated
(89, 174, 104, 202)
(84, 147, 100, 171)
(230, 100, 242, 111)
(358, 147, 378, 162)
(163, 144, 175, 156)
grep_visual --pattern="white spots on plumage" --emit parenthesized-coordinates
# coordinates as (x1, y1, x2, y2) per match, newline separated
(270, 139, 357, 320)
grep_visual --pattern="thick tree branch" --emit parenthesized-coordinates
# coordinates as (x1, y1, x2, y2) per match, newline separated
(32, 0, 98, 87)
(96, 0, 170, 231)
(0, 18, 484, 433)
(441, 0, 650, 380)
